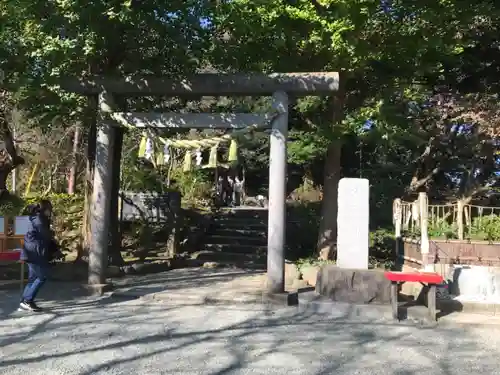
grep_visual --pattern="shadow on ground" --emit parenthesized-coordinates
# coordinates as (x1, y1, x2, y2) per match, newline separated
(0, 276, 499, 375)
(0, 280, 135, 318)
(0, 267, 265, 315)
(109, 267, 266, 297)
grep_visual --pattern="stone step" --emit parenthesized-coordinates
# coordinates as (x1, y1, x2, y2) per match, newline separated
(204, 234, 267, 246)
(190, 250, 266, 266)
(213, 218, 304, 227)
(213, 214, 267, 221)
(212, 221, 267, 230)
(217, 207, 268, 218)
(211, 229, 267, 238)
(201, 243, 267, 254)
(215, 214, 268, 223)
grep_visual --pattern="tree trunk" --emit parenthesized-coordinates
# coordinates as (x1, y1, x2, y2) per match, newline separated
(77, 27, 125, 262)
(0, 114, 24, 199)
(0, 165, 13, 200)
(316, 81, 345, 261)
(67, 124, 81, 194)
(317, 139, 342, 260)
(457, 196, 473, 240)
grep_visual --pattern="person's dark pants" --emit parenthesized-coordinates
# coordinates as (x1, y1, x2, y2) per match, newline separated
(21, 263, 48, 302)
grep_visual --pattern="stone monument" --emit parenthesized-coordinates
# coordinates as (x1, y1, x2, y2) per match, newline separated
(336, 178, 369, 269)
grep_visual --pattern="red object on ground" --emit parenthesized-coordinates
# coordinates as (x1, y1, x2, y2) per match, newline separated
(0, 250, 22, 262)
(384, 271, 443, 284)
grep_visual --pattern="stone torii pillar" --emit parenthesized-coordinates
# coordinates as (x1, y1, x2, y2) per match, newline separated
(61, 73, 339, 295)
(268, 91, 288, 293)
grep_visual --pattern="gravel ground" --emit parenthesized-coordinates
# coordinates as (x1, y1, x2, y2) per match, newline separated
(1, 284, 500, 375)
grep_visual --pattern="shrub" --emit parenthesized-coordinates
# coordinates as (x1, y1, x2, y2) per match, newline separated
(0, 194, 25, 216)
(428, 218, 458, 240)
(286, 201, 321, 260)
(46, 194, 84, 252)
(170, 168, 213, 207)
(469, 214, 500, 242)
(286, 202, 396, 269)
(369, 228, 396, 269)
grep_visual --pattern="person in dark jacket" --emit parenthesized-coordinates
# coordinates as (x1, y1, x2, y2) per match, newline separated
(19, 199, 58, 312)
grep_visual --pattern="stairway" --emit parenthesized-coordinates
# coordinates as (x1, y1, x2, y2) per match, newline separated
(191, 207, 268, 269)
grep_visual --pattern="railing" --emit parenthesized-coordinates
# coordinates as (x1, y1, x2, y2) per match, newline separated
(397, 199, 500, 241)
(394, 194, 500, 269)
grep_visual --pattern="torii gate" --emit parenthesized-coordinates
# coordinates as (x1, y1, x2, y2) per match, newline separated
(62, 72, 339, 296)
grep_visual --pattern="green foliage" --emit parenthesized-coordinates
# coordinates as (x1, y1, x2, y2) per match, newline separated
(1, 0, 499, 265)
(121, 161, 165, 193)
(170, 168, 213, 207)
(295, 257, 335, 274)
(120, 130, 167, 192)
(294, 228, 396, 271)
(287, 201, 396, 269)
(286, 202, 322, 260)
(0, 193, 84, 217)
(288, 130, 330, 165)
(405, 214, 500, 242)
(428, 218, 458, 240)
(469, 215, 500, 242)
(0, 194, 26, 216)
(210, 0, 500, 212)
(0, 193, 84, 251)
(369, 228, 396, 269)
(28, 193, 84, 251)
(1, 0, 215, 131)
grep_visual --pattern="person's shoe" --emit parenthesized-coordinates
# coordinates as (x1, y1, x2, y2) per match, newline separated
(18, 300, 42, 312)
(30, 301, 43, 311)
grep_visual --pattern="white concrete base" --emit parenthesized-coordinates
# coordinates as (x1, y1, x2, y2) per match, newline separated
(412, 264, 500, 303)
(449, 265, 500, 302)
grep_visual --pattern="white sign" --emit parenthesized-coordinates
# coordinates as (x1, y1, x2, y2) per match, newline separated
(14, 216, 31, 235)
(336, 178, 370, 270)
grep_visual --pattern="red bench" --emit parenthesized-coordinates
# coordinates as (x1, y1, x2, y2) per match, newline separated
(384, 271, 444, 321)
(0, 250, 25, 293)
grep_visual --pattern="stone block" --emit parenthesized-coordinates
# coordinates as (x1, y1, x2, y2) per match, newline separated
(128, 261, 173, 275)
(301, 265, 319, 287)
(84, 283, 113, 296)
(285, 262, 301, 284)
(399, 264, 424, 300)
(261, 291, 299, 306)
(315, 265, 391, 304)
(106, 265, 123, 278)
(289, 278, 310, 291)
(450, 265, 500, 299)
(202, 261, 220, 269)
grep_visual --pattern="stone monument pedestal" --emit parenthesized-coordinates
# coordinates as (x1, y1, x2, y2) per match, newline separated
(315, 265, 391, 304)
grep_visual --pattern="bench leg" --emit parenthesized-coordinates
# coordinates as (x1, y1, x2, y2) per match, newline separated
(390, 281, 399, 320)
(428, 284, 437, 321)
